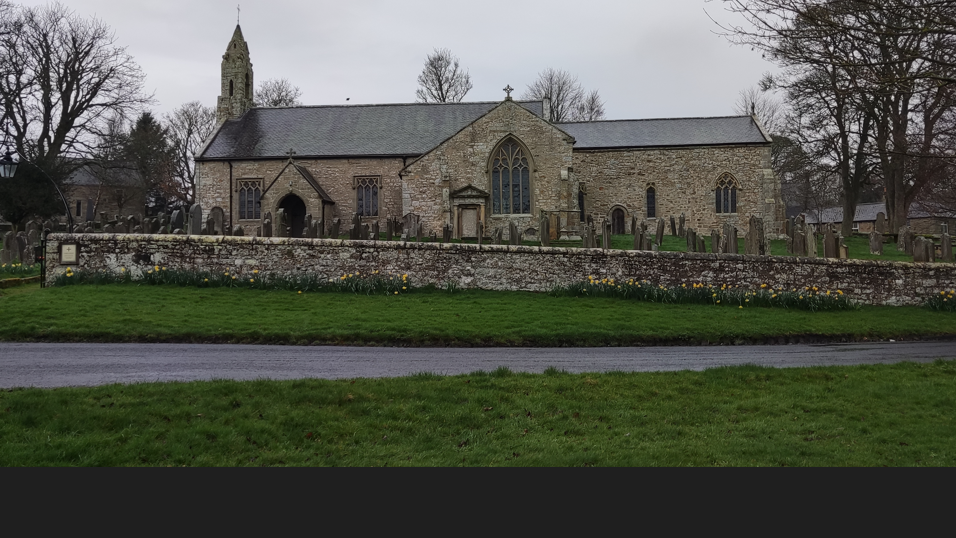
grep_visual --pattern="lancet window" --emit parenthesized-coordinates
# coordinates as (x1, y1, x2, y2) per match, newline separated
(491, 138, 532, 215)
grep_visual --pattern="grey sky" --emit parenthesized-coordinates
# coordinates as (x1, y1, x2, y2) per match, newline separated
(19, 0, 775, 120)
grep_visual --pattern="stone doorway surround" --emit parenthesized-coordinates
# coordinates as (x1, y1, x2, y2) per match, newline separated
(452, 185, 490, 239)
(278, 194, 307, 238)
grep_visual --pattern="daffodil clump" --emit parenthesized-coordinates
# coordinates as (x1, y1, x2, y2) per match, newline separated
(926, 289, 956, 312)
(53, 267, 413, 296)
(551, 278, 858, 311)
(0, 261, 39, 279)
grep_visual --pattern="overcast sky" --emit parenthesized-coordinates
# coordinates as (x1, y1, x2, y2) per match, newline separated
(19, 0, 777, 120)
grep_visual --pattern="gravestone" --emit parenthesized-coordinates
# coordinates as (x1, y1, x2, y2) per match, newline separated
(783, 218, 791, 241)
(540, 217, 550, 247)
(131, 225, 143, 234)
(262, 218, 273, 238)
(404, 213, 420, 236)
(670, 216, 677, 237)
(349, 223, 360, 240)
(678, 213, 685, 238)
(913, 237, 933, 262)
(386, 219, 394, 241)
(823, 229, 839, 258)
(477, 221, 484, 246)
(602, 220, 611, 250)
(631, 215, 639, 236)
(210, 207, 225, 235)
(429, 231, 438, 243)
(400, 231, 410, 242)
(315, 219, 324, 239)
(711, 230, 720, 254)
(807, 230, 818, 258)
(875, 212, 886, 234)
(493, 228, 503, 245)
(170, 210, 184, 232)
(187, 204, 203, 235)
(655, 219, 665, 246)
(897, 225, 914, 254)
(330, 219, 341, 239)
(633, 227, 643, 250)
(869, 231, 883, 255)
(698, 237, 707, 254)
(745, 216, 766, 256)
(15, 233, 27, 263)
(509, 222, 521, 246)
(27, 230, 38, 249)
(44, 220, 56, 234)
(414, 222, 422, 242)
(371, 221, 380, 241)
(941, 233, 953, 263)
(0, 231, 14, 264)
(309, 220, 320, 240)
(103, 224, 115, 234)
(277, 209, 291, 238)
(722, 224, 739, 254)
(685, 228, 695, 252)
(303, 214, 313, 238)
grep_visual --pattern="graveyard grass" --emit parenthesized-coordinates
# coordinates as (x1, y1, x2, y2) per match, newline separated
(2, 283, 955, 345)
(1, 360, 954, 466)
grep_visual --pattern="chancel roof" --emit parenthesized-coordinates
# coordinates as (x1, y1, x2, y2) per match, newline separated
(557, 116, 771, 149)
(199, 101, 546, 160)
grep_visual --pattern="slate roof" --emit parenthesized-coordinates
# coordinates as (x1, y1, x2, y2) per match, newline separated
(556, 116, 771, 149)
(198, 101, 546, 161)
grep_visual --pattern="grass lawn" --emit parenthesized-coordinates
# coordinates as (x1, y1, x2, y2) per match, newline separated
(1, 284, 954, 345)
(2, 361, 954, 466)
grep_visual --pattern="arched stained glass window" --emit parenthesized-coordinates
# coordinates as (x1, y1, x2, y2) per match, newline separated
(646, 185, 657, 219)
(715, 173, 739, 214)
(238, 180, 261, 220)
(491, 139, 531, 215)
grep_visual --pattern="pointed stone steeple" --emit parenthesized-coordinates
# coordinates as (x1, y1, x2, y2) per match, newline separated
(217, 25, 255, 122)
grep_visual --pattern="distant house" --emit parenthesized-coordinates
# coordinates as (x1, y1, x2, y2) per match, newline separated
(803, 202, 956, 234)
(64, 163, 145, 224)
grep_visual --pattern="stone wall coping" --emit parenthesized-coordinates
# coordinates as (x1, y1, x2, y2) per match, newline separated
(47, 233, 954, 270)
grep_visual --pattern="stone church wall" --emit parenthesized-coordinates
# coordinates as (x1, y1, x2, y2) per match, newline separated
(45, 234, 956, 306)
(574, 144, 783, 235)
(198, 158, 406, 233)
(402, 100, 576, 236)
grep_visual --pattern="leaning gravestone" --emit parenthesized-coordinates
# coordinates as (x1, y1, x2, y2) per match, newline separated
(678, 213, 685, 238)
(711, 230, 720, 254)
(170, 210, 184, 232)
(385, 219, 394, 241)
(540, 217, 550, 247)
(655, 219, 665, 246)
(188, 204, 203, 235)
(869, 231, 883, 255)
(633, 227, 643, 251)
(669, 216, 677, 237)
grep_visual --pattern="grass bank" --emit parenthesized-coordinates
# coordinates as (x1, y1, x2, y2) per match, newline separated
(2, 361, 953, 466)
(1, 284, 954, 345)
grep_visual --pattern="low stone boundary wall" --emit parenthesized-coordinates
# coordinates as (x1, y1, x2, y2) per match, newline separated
(44, 233, 956, 306)
(0, 276, 41, 289)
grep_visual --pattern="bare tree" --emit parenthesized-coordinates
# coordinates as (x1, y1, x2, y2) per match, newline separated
(164, 101, 217, 207)
(415, 48, 473, 103)
(0, 1, 151, 227)
(575, 90, 607, 122)
(254, 78, 303, 107)
(715, 0, 956, 233)
(733, 83, 785, 133)
(522, 68, 605, 122)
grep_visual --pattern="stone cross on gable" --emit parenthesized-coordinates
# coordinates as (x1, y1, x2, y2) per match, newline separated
(237, 5, 241, 24)
(287, 148, 296, 160)
(503, 85, 514, 100)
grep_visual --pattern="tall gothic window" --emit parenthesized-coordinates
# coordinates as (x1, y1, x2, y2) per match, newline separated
(238, 180, 261, 220)
(491, 138, 531, 215)
(715, 173, 739, 214)
(355, 176, 380, 217)
(646, 185, 657, 218)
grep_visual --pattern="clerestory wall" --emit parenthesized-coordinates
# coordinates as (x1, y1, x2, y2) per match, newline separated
(44, 234, 956, 306)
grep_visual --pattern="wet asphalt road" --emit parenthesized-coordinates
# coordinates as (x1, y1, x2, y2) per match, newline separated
(1, 341, 954, 389)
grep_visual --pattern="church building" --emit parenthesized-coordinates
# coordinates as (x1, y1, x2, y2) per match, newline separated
(196, 25, 784, 239)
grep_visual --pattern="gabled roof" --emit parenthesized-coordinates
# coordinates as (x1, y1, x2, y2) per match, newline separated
(557, 116, 772, 149)
(803, 202, 956, 224)
(262, 161, 335, 203)
(199, 101, 546, 161)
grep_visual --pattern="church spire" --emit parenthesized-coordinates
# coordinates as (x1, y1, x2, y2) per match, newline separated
(217, 24, 255, 122)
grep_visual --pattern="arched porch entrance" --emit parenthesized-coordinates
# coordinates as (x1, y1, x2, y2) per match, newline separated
(611, 207, 626, 235)
(278, 194, 307, 238)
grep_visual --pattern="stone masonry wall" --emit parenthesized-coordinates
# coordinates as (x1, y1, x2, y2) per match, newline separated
(197, 158, 407, 233)
(573, 145, 784, 236)
(46, 234, 956, 306)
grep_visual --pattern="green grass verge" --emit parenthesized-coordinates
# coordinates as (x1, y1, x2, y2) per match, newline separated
(1, 284, 954, 345)
(2, 361, 954, 466)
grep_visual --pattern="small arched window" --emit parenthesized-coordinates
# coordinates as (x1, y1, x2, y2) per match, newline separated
(491, 138, 531, 215)
(716, 173, 739, 214)
(646, 185, 657, 219)
(245, 73, 250, 96)
(229, 79, 234, 97)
